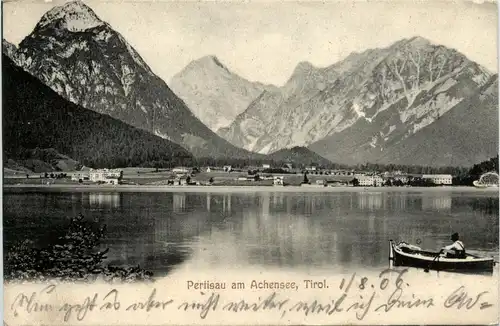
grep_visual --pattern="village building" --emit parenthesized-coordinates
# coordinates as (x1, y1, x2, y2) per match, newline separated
(178, 176, 189, 185)
(422, 174, 453, 185)
(273, 176, 284, 186)
(381, 173, 409, 185)
(357, 176, 373, 186)
(71, 173, 90, 182)
(262, 164, 271, 169)
(357, 175, 384, 187)
(305, 166, 317, 172)
(172, 167, 190, 174)
(89, 168, 123, 185)
(168, 175, 191, 185)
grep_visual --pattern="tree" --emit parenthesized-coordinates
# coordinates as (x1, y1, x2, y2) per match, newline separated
(352, 178, 359, 187)
(303, 173, 309, 184)
(5, 214, 153, 283)
(393, 179, 404, 187)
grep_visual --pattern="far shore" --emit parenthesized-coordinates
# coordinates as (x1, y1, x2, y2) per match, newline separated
(3, 184, 499, 193)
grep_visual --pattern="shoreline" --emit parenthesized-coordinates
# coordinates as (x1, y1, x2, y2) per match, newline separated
(3, 184, 499, 193)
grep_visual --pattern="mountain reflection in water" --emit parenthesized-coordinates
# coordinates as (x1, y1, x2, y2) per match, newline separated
(3, 190, 498, 276)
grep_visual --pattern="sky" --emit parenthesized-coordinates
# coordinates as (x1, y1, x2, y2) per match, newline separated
(2, 0, 498, 86)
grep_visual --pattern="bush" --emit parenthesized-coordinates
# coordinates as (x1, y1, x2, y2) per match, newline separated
(4, 214, 153, 283)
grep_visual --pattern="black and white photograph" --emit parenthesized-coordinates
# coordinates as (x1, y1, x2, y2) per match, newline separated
(2, 0, 499, 324)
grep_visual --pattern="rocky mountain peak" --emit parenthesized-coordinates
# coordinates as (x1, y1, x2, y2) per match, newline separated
(292, 61, 316, 74)
(208, 55, 225, 68)
(405, 36, 432, 47)
(36, 0, 104, 32)
(170, 54, 272, 132)
(190, 55, 230, 72)
(387, 36, 435, 54)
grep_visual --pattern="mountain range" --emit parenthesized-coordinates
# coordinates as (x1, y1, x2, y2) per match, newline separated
(174, 37, 497, 167)
(3, 0, 498, 169)
(5, 1, 259, 160)
(309, 75, 499, 167)
(3, 54, 194, 171)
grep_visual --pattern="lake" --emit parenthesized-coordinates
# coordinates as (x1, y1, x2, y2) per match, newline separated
(3, 188, 499, 276)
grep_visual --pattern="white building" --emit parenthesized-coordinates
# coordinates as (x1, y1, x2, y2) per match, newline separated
(306, 166, 317, 171)
(273, 176, 284, 186)
(374, 175, 384, 186)
(71, 173, 89, 182)
(172, 167, 190, 174)
(357, 175, 384, 187)
(357, 176, 373, 186)
(262, 164, 271, 169)
(422, 174, 453, 185)
(89, 169, 123, 184)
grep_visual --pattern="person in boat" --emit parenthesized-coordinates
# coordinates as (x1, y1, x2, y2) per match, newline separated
(440, 232, 466, 258)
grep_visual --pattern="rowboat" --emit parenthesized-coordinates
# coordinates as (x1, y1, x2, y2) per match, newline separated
(389, 240, 495, 274)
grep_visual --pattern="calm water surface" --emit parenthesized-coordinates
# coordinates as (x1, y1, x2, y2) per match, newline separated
(3, 189, 499, 276)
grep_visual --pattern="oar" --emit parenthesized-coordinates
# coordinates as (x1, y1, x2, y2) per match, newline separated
(424, 249, 443, 273)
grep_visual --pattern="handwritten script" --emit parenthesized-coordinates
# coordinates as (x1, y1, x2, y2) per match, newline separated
(7, 269, 495, 323)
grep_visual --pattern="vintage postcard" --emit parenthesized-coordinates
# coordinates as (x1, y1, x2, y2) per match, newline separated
(2, 0, 499, 325)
